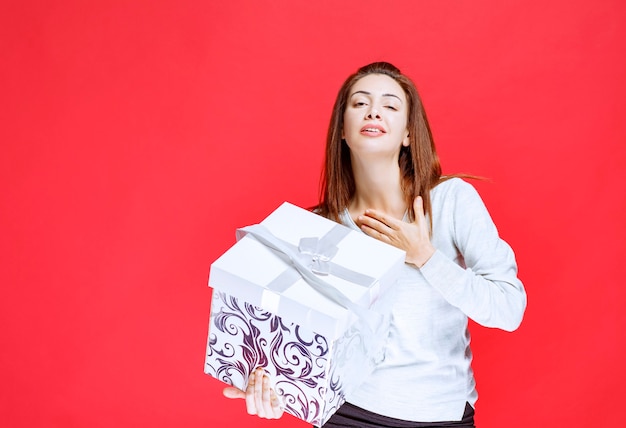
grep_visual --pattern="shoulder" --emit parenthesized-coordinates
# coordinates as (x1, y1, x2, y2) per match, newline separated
(431, 177, 481, 203)
(429, 177, 492, 228)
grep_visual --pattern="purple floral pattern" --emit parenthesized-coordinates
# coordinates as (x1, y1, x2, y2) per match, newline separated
(205, 290, 376, 426)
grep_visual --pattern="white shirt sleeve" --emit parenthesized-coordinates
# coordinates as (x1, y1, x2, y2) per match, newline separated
(419, 179, 527, 331)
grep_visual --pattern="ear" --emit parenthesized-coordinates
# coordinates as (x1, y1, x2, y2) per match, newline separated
(402, 131, 410, 147)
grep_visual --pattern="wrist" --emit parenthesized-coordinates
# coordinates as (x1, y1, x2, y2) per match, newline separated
(406, 246, 436, 268)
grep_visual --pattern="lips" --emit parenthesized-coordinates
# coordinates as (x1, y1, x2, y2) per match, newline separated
(360, 124, 386, 135)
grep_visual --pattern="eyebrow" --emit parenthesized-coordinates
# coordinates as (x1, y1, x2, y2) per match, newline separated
(349, 90, 403, 102)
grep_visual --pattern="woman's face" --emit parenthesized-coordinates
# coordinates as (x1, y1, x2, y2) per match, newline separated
(342, 73, 409, 158)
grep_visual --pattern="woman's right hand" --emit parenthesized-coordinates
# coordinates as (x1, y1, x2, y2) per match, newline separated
(358, 196, 435, 268)
(222, 367, 285, 419)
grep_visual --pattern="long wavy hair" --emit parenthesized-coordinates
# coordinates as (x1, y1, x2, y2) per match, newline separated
(316, 62, 446, 226)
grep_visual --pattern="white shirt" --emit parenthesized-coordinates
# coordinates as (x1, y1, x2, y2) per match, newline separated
(341, 178, 527, 422)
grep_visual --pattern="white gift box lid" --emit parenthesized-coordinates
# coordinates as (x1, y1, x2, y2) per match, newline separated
(209, 202, 406, 338)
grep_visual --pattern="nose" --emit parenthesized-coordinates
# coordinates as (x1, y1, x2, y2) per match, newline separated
(367, 107, 381, 119)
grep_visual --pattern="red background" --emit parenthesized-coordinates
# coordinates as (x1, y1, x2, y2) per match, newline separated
(2, 1, 625, 427)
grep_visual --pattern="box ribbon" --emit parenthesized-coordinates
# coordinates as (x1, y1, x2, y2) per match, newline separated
(236, 223, 382, 332)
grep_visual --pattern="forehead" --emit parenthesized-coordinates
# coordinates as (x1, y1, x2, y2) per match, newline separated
(350, 73, 406, 101)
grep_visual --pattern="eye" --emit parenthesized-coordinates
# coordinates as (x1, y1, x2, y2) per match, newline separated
(385, 105, 398, 111)
(354, 101, 367, 107)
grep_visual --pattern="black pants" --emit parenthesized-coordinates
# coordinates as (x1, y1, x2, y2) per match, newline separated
(322, 402, 475, 428)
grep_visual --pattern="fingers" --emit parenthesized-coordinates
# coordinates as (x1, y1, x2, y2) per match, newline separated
(253, 367, 264, 415)
(413, 195, 426, 221)
(222, 386, 246, 400)
(360, 196, 426, 232)
(245, 368, 259, 415)
(360, 209, 398, 231)
(269, 389, 283, 416)
(358, 210, 395, 242)
(261, 373, 279, 417)
(244, 368, 284, 419)
(357, 199, 434, 265)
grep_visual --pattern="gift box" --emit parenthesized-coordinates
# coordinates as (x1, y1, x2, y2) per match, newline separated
(204, 202, 405, 426)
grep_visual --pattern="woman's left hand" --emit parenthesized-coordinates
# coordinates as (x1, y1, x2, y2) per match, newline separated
(357, 196, 435, 268)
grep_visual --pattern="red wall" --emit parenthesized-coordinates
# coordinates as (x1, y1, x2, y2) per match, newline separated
(2, 1, 625, 427)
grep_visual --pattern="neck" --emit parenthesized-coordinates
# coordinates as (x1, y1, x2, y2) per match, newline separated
(349, 155, 407, 220)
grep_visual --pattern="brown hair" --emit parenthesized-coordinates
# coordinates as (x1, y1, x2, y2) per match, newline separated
(316, 62, 446, 225)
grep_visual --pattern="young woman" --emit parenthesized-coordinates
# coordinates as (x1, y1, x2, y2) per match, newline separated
(223, 62, 527, 427)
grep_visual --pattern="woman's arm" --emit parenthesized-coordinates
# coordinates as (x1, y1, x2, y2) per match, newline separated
(419, 180, 527, 331)
(358, 179, 526, 332)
